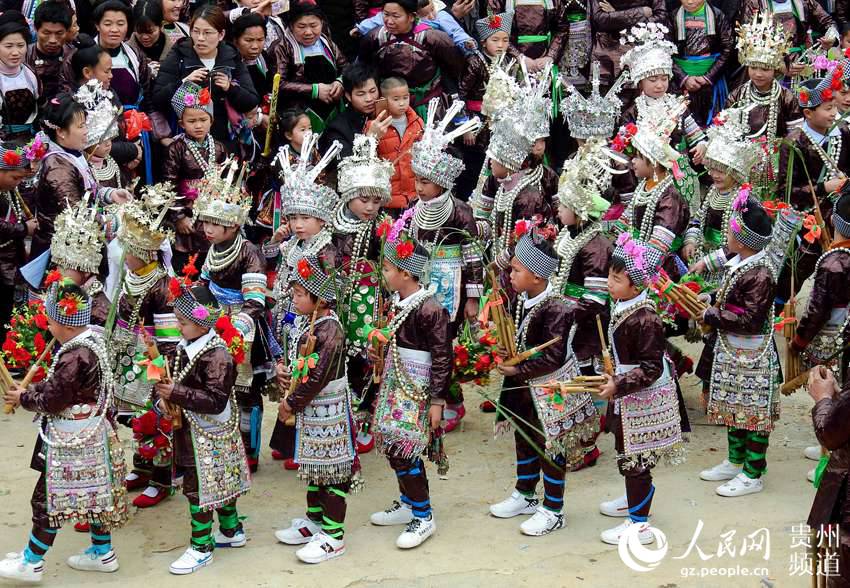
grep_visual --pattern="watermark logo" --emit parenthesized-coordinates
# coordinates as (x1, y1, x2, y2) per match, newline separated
(618, 523, 669, 573)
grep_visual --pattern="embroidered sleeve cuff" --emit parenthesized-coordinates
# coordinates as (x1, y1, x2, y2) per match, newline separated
(466, 284, 484, 298)
(684, 226, 702, 245)
(262, 241, 281, 259)
(241, 272, 267, 306)
(649, 225, 676, 254)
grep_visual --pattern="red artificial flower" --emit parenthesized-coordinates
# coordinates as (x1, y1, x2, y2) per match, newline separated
(158, 416, 173, 433)
(32, 365, 46, 383)
(12, 345, 30, 364)
(396, 240, 414, 259)
(515, 219, 530, 237)
(473, 353, 492, 372)
(138, 444, 158, 460)
(297, 258, 313, 279)
(2, 336, 15, 355)
(799, 90, 810, 103)
(33, 333, 45, 355)
(33, 313, 47, 330)
(375, 217, 393, 238)
(489, 14, 502, 28)
(123, 110, 152, 140)
(3, 150, 21, 167)
(233, 347, 246, 365)
(198, 87, 211, 106)
(44, 270, 62, 287)
(625, 122, 638, 136)
(57, 295, 80, 316)
(168, 277, 183, 301)
(611, 134, 626, 152)
(479, 332, 498, 347)
(181, 253, 199, 279)
(453, 345, 469, 367)
(153, 434, 170, 448)
(215, 315, 232, 333)
(823, 88, 834, 102)
(832, 77, 844, 91)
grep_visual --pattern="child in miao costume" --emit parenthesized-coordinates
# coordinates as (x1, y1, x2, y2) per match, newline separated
(369, 227, 451, 550)
(1, 280, 128, 582)
(157, 282, 251, 575)
(273, 254, 357, 564)
(491, 226, 599, 536)
(597, 235, 684, 545)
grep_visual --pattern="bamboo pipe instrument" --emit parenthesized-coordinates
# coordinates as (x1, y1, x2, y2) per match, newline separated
(596, 315, 614, 376)
(284, 308, 319, 425)
(500, 336, 562, 367)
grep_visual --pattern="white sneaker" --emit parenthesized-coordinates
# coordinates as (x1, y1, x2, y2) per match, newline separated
(168, 547, 213, 575)
(489, 490, 539, 519)
(0, 553, 43, 583)
(807, 468, 816, 483)
(66, 548, 119, 573)
(520, 507, 564, 536)
(599, 494, 629, 518)
(716, 473, 764, 497)
(275, 518, 320, 545)
(295, 532, 346, 564)
(600, 520, 653, 546)
(699, 459, 743, 482)
(396, 516, 436, 549)
(804, 446, 822, 461)
(370, 501, 414, 526)
(214, 529, 246, 548)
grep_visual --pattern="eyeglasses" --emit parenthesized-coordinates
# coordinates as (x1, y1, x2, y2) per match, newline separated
(191, 28, 219, 38)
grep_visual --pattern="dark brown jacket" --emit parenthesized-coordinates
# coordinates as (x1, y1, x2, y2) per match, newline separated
(0, 192, 26, 286)
(117, 274, 178, 360)
(738, 0, 835, 52)
(808, 387, 850, 536)
(201, 239, 267, 322)
(778, 126, 850, 217)
(794, 246, 850, 348)
(169, 341, 236, 467)
(487, 0, 569, 61)
(286, 317, 346, 413)
(726, 81, 801, 138)
(272, 30, 348, 114)
(390, 293, 452, 400)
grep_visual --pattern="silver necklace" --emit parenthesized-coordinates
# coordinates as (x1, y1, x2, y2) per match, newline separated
(552, 224, 601, 292)
(186, 135, 216, 173)
(92, 156, 120, 183)
(413, 191, 454, 232)
(203, 234, 244, 274)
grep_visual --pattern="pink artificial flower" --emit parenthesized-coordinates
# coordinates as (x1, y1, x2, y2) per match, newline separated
(616, 232, 631, 247)
(184, 94, 196, 107)
(671, 159, 685, 181)
(388, 208, 415, 244)
(730, 217, 741, 234)
(192, 306, 210, 321)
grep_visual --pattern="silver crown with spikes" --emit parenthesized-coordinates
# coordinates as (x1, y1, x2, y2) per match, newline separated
(736, 12, 790, 70)
(338, 134, 394, 203)
(487, 62, 552, 171)
(561, 62, 628, 140)
(74, 79, 120, 148)
(117, 183, 176, 260)
(278, 132, 341, 222)
(631, 95, 689, 169)
(51, 192, 105, 274)
(411, 99, 482, 189)
(481, 53, 520, 124)
(557, 138, 627, 220)
(704, 106, 759, 183)
(195, 158, 252, 227)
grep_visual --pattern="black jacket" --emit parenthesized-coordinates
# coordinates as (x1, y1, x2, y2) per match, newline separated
(319, 106, 368, 159)
(152, 38, 259, 146)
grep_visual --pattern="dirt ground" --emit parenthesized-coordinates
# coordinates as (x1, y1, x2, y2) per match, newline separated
(0, 337, 824, 588)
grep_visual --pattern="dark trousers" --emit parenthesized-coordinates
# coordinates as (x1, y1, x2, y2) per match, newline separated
(388, 456, 431, 518)
(306, 481, 351, 538)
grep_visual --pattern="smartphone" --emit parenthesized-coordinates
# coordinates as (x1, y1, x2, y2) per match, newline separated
(211, 65, 233, 80)
(374, 97, 389, 119)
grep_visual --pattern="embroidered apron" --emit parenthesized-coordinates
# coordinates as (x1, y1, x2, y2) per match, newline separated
(187, 401, 252, 511)
(113, 320, 156, 412)
(295, 376, 356, 484)
(802, 306, 850, 380)
(44, 416, 129, 529)
(428, 244, 464, 322)
(615, 361, 684, 468)
(708, 332, 781, 432)
(373, 346, 431, 459)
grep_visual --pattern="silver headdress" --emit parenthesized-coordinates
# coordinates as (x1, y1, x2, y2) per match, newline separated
(481, 53, 521, 124)
(561, 62, 628, 140)
(117, 182, 176, 261)
(556, 138, 626, 220)
(194, 158, 252, 227)
(487, 62, 552, 171)
(337, 134, 393, 203)
(278, 131, 341, 222)
(74, 79, 120, 148)
(50, 191, 104, 274)
(736, 12, 790, 70)
(620, 23, 676, 84)
(703, 106, 758, 183)
(411, 98, 482, 189)
(631, 94, 688, 169)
